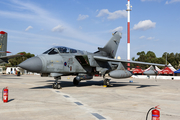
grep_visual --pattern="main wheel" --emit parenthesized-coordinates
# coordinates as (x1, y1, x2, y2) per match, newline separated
(104, 79, 110, 85)
(73, 78, 80, 86)
(107, 79, 110, 86)
(57, 83, 61, 89)
(103, 79, 107, 85)
(52, 83, 56, 89)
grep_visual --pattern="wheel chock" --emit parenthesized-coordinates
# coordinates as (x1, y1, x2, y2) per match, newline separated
(103, 85, 107, 87)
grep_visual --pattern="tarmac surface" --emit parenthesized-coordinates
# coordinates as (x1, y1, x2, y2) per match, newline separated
(0, 74, 180, 120)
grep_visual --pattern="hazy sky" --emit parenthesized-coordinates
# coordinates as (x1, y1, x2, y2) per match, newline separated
(0, 0, 180, 59)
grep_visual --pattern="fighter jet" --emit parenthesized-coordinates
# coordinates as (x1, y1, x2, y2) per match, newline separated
(18, 31, 167, 89)
(0, 31, 23, 64)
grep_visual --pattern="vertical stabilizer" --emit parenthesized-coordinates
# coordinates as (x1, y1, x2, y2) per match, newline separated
(0, 31, 7, 57)
(98, 31, 122, 58)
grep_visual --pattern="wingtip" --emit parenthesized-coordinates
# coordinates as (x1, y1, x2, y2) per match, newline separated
(6, 51, 11, 53)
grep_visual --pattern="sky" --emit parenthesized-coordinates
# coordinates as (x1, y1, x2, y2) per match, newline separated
(0, 0, 180, 60)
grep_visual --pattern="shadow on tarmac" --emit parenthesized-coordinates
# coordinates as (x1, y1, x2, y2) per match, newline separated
(29, 80, 158, 89)
(8, 99, 15, 102)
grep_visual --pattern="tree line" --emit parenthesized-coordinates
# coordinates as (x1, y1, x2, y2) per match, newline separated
(132, 51, 180, 69)
(3, 52, 35, 69)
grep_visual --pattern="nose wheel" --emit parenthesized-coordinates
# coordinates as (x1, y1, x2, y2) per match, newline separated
(52, 83, 61, 89)
(53, 76, 61, 89)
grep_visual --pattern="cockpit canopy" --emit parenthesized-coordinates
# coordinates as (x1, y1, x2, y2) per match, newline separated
(43, 46, 83, 55)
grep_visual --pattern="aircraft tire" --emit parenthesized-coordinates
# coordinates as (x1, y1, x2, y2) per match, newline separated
(107, 80, 110, 86)
(57, 83, 61, 89)
(52, 83, 56, 89)
(104, 79, 110, 86)
(103, 79, 107, 85)
(73, 78, 79, 86)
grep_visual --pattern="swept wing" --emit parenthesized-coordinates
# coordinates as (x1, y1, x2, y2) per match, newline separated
(94, 56, 169, 67)
(0, 54, 23, 59)
(0, 54, 23, 63)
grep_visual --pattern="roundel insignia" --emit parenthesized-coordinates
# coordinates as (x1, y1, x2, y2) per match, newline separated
(64, 62, 67, 66)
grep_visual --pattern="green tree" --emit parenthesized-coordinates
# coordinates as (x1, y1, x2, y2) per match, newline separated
(137, 51, 146, 62)
(146, 51, 156, 59)
(132, 51, 174, 69)
(8, 52, 35, 66)
(133, 51, 148, 68)
(162, 52, 180, 69)
(133, 51, 180, 69)
(132, 57, 135, 61)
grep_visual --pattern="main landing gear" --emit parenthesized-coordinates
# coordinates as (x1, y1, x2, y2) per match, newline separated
(52, 76, 61, 89)
(103, 74, 112, 87)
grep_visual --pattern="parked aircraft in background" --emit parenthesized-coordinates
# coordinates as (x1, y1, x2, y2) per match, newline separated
(143, 66, 159, 75)
(18, 31, 168, 89)
(0, 31, 23, 64)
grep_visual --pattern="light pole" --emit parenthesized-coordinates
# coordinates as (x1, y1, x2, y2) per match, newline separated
(166, 52, 167, 65)
(126, 0, 132, 70)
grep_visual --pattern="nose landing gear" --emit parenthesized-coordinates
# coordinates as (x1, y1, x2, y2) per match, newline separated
(53, 76, 61, 89)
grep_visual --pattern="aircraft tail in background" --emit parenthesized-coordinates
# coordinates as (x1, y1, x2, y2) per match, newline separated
(0, 31, 7, 57)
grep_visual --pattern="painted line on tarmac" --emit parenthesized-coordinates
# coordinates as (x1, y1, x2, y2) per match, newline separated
(51, 89, 111, 120)
(63, 95, 70, 98)
(92, 113, 106, 120)
(74, 102, 83, 106)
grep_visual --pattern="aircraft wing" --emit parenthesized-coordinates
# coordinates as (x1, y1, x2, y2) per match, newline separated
(94, 56, 169, 67)
(0, 51, 11, 53)
(0, 54, 23, 61)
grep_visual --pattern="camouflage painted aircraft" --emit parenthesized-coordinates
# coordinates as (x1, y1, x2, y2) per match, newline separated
(0, 31, 23, 64)
(18, 31, 167, 89)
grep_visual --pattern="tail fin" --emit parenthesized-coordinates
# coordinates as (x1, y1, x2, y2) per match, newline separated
(98, 31, 122, 58)
(0, 31, 7, 57)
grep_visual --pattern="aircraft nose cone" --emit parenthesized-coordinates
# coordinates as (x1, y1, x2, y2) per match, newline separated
(18, 57, 42, 72)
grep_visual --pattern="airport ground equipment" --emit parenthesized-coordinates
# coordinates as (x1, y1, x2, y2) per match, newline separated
(146, 105, 160, 120)
(2, 87, 8, 103)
